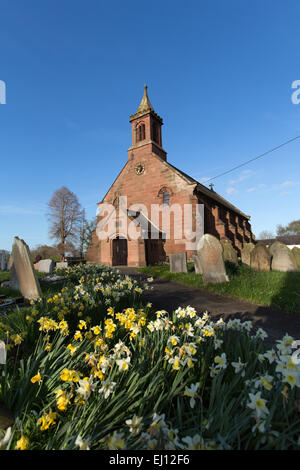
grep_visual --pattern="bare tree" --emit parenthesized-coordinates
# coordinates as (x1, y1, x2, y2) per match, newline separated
(47, 186, 83, 260)
(258, 230, 275, 240)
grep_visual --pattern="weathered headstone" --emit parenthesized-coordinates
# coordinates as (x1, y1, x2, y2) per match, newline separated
(38, 259, 54, 274)
(250, 243, 271, 272)
(7, 253, 20, 291)
(241, 242, 255, 266)
(197, 234, 229, 284)
(169, 252, 188, 273)
(269, 241, 297, 272)
(292, 246, 300, 269)
(56, 261, 68, 269)
(0, 251, 8, 271)
(192, 253, 203, 274)
(10, 237, 42, 300)
(220, 238, 238, 265)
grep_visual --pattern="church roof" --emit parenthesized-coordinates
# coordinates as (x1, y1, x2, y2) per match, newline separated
(166, 161, 250, 219)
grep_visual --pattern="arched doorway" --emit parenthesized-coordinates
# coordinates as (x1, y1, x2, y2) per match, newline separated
(112, 237, 128, 266)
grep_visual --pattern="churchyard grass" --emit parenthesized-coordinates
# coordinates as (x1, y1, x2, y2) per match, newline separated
(0, 264, 299, 450)
(139, 263, 300, 314)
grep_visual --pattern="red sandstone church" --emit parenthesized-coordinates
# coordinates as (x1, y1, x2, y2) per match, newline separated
(87, 86, 255, 267)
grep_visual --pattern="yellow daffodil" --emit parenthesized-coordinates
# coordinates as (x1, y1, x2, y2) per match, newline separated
(31, 371, 42, 385)
(15, 435, 29, 450)
(37, 411, 58, 431)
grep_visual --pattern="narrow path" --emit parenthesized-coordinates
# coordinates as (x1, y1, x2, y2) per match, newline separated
(117, 267, 300, 342)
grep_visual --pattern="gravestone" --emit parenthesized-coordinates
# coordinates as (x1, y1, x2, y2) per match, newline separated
(7, 253, 19, 291)
(56, 261, 68, 269)
(292, 247, 300, 268)
(0, 251, 8, 271)
(241, 242, 255, 266)
(192, 253, 203, 274)
(220, 238, 238, 265)
(10, 237, 42, 300)
(250, 243, 271, 272)
(197, 234, 229, 284)
(269, 241, 297, 272)
(169, 252, 187, 273)
(38, 259, 54, 274)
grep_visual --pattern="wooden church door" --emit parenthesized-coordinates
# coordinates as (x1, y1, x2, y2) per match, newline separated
(112, 237, 128, 266)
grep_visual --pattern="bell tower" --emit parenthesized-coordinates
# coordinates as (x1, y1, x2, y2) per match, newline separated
(128, 85, 167, 161)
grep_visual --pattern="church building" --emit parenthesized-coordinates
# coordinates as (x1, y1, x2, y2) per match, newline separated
(86, 86, 255, 267)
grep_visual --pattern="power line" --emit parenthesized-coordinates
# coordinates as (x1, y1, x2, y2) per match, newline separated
(205, 134, 300, 183)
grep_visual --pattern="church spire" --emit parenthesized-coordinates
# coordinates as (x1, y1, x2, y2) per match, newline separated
(130, 85, 162, 123)
(135, 85, 153, 114)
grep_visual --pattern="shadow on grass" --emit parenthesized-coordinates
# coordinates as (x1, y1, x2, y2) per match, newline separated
(270, 270, 300, 314)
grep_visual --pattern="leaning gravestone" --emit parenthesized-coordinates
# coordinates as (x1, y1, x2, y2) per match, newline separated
(241, 242, 255, 267)
(169, 252, 188, 273)
(56, 261, 68, 269)
(292, 246, 300, 268)
(220, 238, 238, 265)
(250, 243, 271, 272)
(197, 234, 229, 284)
(38, 259, 54, 274)
(269, 241, 297, 272)
(192, 253, 203, 274)
(10, 237, 42, 300)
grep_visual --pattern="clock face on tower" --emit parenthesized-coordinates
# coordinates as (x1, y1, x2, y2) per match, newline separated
(135, 162, 145, 175)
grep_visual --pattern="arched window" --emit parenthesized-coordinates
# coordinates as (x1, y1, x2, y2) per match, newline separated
(163, 191, 170, 206)
(136, 123, 145, 142)
(152, 123, 158, 143)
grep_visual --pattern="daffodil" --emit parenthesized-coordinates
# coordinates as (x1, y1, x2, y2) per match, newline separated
(15, 435, 29, 450)
(231, 358, 246, 376)
(76, 377, 97, 399)
(184, 382, 200, 408)
(214, 353, 227, 370)
(125, 415, 143, 435)
(31, 371, 42, 385)
(75, 435, 90, 450)
(37, 410, 58, 431)
(116, 356, 131, 371)
(67, 343, 77, 356)
(247, 392, 269, 418)
(107, 431, 125, 450)
(98, 380, 116, 399)
(55, 389, 71, 411)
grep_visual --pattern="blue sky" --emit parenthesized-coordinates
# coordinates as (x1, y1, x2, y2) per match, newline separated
(1, 0, 300, 250)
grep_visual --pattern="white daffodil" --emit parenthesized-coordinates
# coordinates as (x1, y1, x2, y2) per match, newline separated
(184, 382, 200, 408)
(125, 415, 143, 435)
(255, 328, 268, 340)
(214, 353, 227, 370)
(281, 369, 300, 389)
(231, 358, 246, 376)
(254, 374, 273, 391)
(182, 434, 204, 450)
(75, 435, 90, 450)
(76, 377, 97, 399)
(263, 349, 277, 364)
(247, 392, 269, 418)
(116, 356, 131, 371)
(98, 380, 116, 399)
